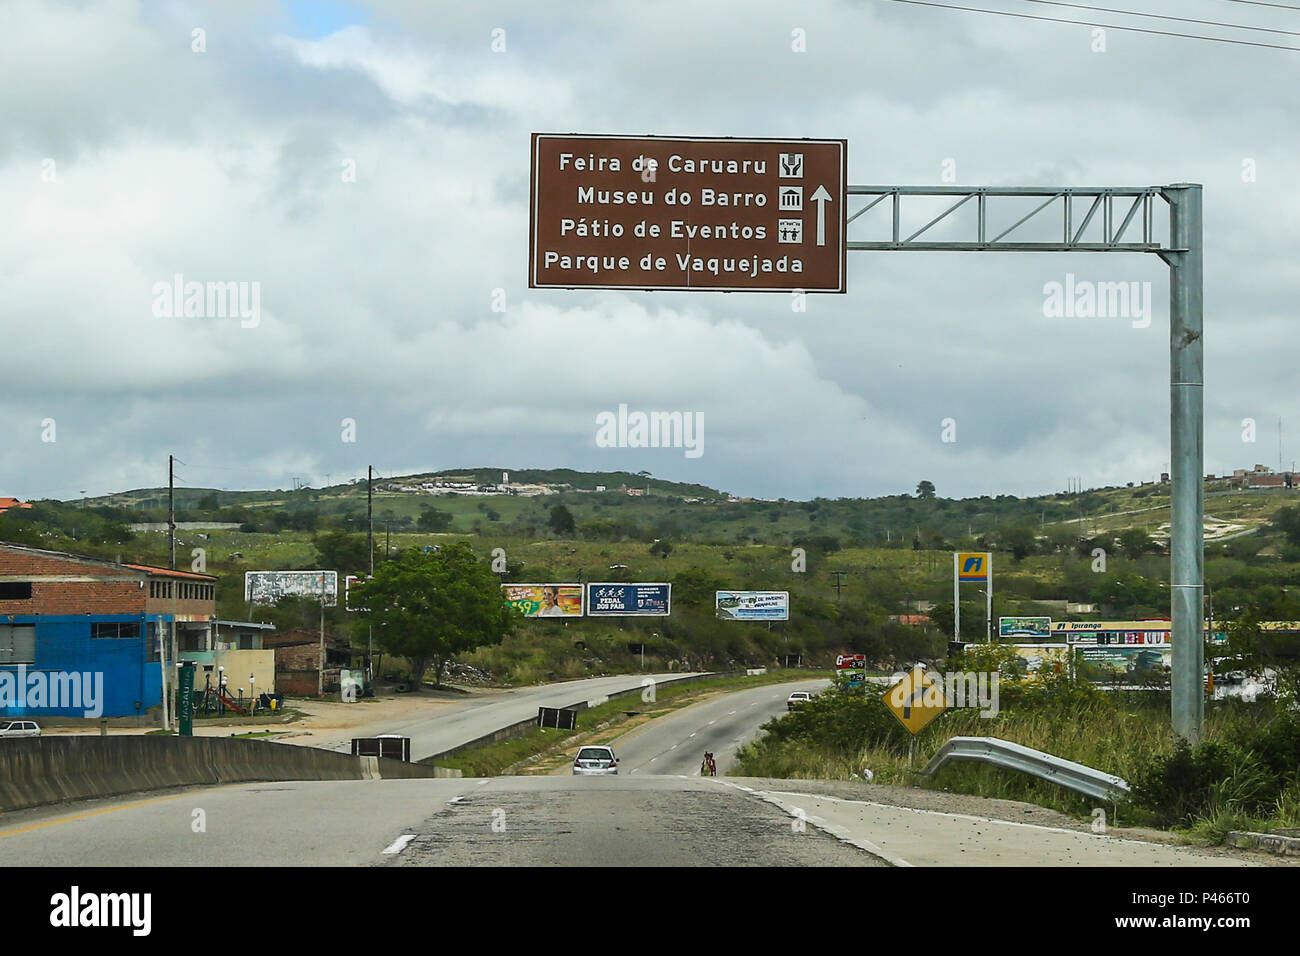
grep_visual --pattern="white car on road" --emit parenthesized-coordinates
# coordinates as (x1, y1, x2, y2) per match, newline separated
(0, 720, 41, 738)
(787, 691, 814, 710)
(572, 746, 619, 775)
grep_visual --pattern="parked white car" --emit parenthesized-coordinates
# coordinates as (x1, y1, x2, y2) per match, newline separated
(0, 720, 41, 738)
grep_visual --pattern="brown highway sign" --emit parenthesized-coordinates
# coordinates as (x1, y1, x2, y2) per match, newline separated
(529, 134, 846, 293)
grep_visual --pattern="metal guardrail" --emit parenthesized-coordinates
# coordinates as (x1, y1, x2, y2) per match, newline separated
(920, 737, 1131, 804)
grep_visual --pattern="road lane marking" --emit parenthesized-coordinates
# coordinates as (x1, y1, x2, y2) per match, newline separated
(382, 835, 415, 855)
(709, 780, 912, 868)
(0, 793, 191, 839)
(728, 711, 736, 715)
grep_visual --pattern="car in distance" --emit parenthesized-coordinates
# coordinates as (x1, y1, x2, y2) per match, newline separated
(787, 691, 813, 710)
(572, 745, 619, 775)
(0, 720, 41, 738)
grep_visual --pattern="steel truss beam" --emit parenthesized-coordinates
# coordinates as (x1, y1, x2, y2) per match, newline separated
(846, 185, 1168, 252)
(846, 183, 1204, 743)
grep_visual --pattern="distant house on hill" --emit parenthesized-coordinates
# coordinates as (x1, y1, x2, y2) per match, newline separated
(0, 497, 33, 515)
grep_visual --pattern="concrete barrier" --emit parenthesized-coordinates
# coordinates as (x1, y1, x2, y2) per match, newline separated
(0, 736, 440, 813)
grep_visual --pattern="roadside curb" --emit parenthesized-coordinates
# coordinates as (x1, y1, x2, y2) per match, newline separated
(1226, 829, 1300, 857)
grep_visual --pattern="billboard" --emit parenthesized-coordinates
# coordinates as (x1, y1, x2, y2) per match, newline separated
(836, 652, 866, 688)
(1052, 620, 1174, 645)
(716, 591, 789, 621)
(956, 552, 991, 583)
(530, 134, 847, 293)
(344, 575, 369, 612)
(999, 616, 1052, 639)
(244, 570, 337, 606)
(502, 584, 584, 618)
(585, 583, 671, 617)
(1074, 644, 1172, 684)
(1005, 643, 1070, 677)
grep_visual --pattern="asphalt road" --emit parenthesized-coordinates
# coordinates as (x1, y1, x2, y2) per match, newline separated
(0, 675, 1273, 867)
(307, 672, 709, 761)
(605, 678, 831, 776)
(0, 774, 1260, 867)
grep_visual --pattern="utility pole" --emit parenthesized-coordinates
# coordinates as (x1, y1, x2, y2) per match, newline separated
(830, 570, 847, 601)
(168, 455, 176, 570)
(318, 573, 326, 698)
(367, 465, 374, 682)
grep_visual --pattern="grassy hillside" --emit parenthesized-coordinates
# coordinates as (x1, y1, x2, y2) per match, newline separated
(7, 469, 1300, 683)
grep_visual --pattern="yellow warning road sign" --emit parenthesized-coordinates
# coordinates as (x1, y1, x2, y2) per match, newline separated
(883, 666, 947, 735)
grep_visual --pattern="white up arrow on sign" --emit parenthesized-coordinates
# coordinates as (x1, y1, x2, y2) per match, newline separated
(810, 185, 833, 247)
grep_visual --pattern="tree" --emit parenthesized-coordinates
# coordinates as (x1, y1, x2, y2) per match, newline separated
(548, 503, 576, 536)
(1000, 524, 1038, 562)
(1118, 528, 1154, 559)
(313, 532, 370, 573)
(807, 534, 842, 554)
(1272, 506, 1300, 546)
(353, 543, 513, 688)
(916, 480, 936, 500)
(416, 507, 453, 532)
(649, 540, 673, 558)
(671, 567, 728, 608)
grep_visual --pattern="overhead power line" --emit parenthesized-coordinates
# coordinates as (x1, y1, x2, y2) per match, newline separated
(875, 0, 1300, 51)
(1021, 0, 1300, 37)
(1221, 0, 1300, 11)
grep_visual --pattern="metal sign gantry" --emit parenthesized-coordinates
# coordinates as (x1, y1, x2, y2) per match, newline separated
(847, 183, 1204, 743)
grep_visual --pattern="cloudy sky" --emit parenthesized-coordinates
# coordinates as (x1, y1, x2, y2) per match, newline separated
(2, 0, 1298, 502)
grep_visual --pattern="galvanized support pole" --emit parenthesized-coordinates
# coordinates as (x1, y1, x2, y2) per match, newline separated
(952, 552, 960, 642)
(1165, 184, 1204, 744)
(985, 576, 993, 644)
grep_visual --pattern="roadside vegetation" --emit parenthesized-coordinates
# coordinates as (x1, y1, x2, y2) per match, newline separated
(733, 653, 1300, 839)
(6, 475, 1300, 687)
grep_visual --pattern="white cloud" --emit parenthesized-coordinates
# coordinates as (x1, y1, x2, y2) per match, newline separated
(1, 0, 1298, 501)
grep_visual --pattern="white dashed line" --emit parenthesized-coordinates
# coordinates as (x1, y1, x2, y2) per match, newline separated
(382, 835, 415, 855)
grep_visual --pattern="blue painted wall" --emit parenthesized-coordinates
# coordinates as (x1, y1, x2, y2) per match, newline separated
(0, 614, 167, 718)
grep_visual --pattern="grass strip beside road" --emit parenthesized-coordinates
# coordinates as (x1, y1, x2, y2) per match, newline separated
(429, 670, 827, 777)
